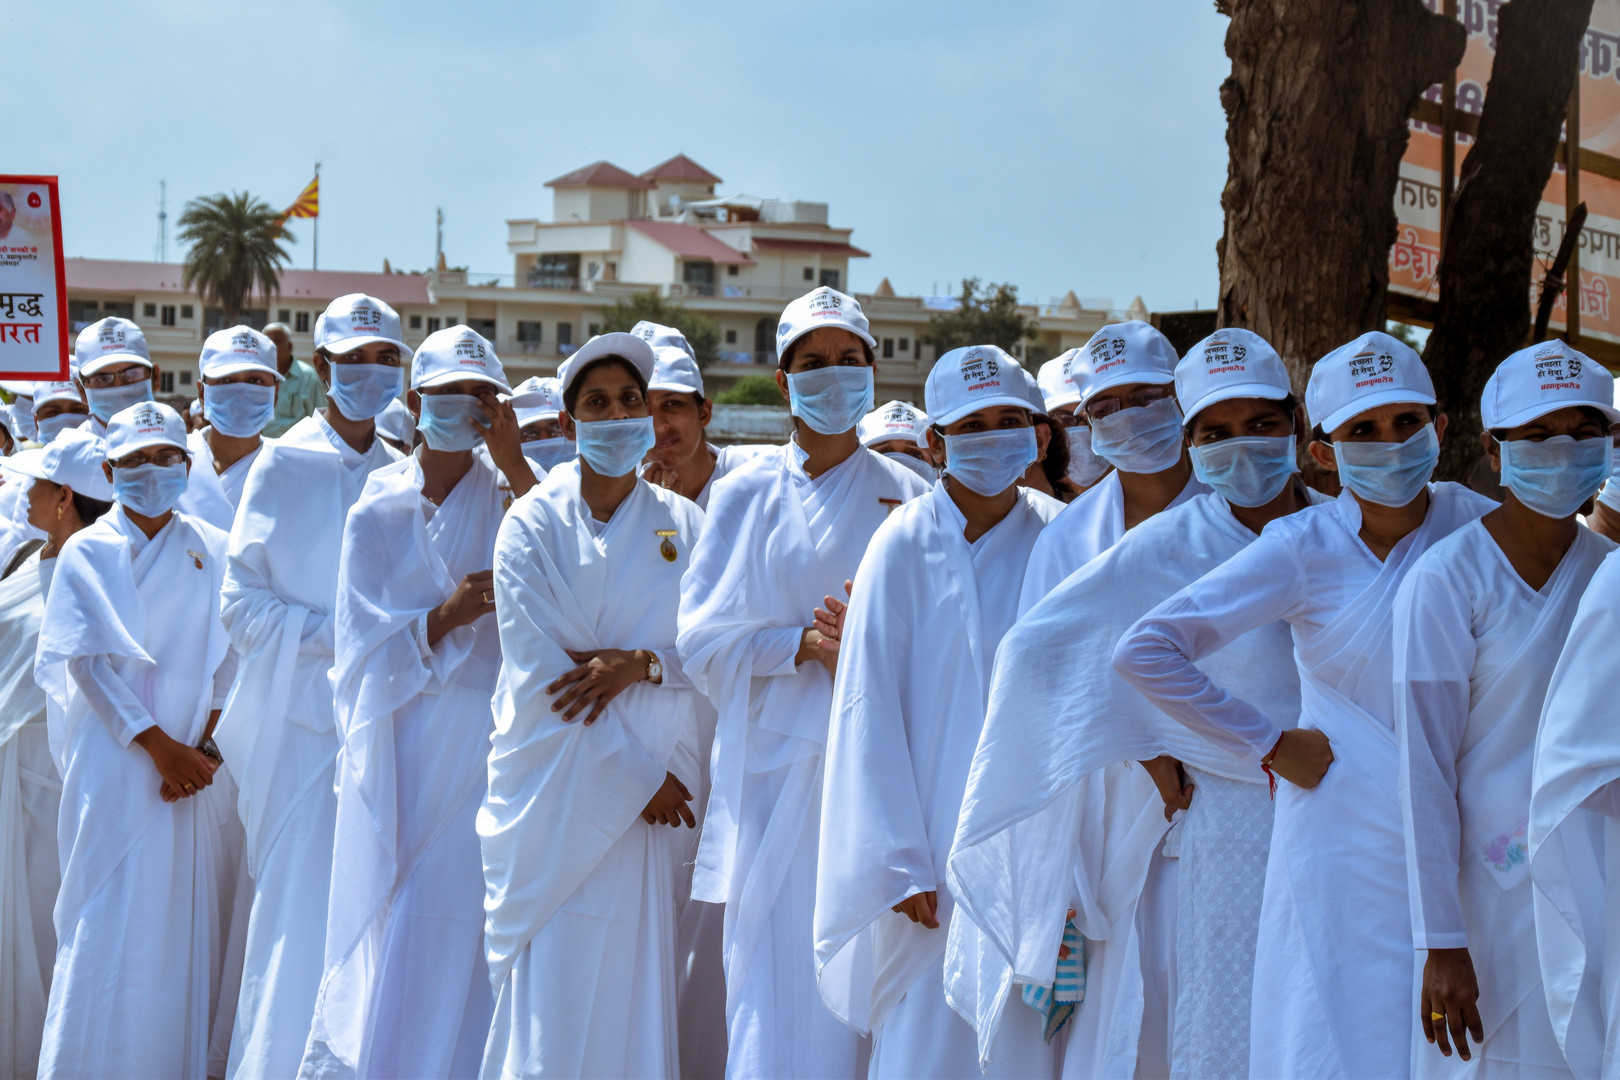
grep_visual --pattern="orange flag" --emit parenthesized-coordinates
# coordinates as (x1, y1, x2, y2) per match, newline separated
(283, 175, 319, 220)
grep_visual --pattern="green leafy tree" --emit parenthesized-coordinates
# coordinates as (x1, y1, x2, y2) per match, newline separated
(713, 374, 784, 406)
(927, 278, 1039, 355)
(177, 191, 293, 322)
(598, 290, 721, 368)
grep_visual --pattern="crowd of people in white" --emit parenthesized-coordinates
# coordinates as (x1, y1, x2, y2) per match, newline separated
(0, 283, 1616, 1080)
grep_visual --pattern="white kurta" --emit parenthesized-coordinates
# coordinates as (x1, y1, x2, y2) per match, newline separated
(480, 463, 705, 1079)
(1115, 483, 1495, 1080)
(1531, 546, 1620, 1079)
(1396, 521, 1611, 1079)
(676, 442, 928, 1078)
(298, 453, 506, 1079)
(34, 508, 233, 1080)
(0, 551, 58, 1079)
(816, 484, 1062, 1079)
(179, 428, 265, 532)
(218, 414, 399, 1080)
(948, 491, 1316, 1079)
(1017, 469, 1208, 613)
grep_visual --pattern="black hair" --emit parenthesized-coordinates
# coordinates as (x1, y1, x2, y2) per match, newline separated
(72, 492, 113, 524)
(1036, 413, 1074, 496)
(563, 356, 650, 414)
(778, 334, 876, 372)
(1312, 402, 1438, 443)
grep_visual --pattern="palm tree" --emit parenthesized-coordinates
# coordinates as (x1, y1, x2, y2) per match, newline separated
(177, 191, 293, 323)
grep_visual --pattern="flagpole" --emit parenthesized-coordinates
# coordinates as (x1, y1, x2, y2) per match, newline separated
(313, 161, 320, 271)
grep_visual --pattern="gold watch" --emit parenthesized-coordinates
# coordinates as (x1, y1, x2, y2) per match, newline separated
(645, 652, 663, 685)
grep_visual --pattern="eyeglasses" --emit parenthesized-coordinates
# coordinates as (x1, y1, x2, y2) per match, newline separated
(110, 448, 187, 469)
(1083, 384, 1175, 421)
(82, 366, 152, 390)
(1051, 410, 1085, 429)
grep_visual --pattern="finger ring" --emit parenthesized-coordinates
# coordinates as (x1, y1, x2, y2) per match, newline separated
(482, 590, 494, 603)
(184, 783, 194, 792)
(1430, 1011, 1445, 1022)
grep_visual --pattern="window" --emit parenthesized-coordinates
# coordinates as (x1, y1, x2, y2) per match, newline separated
(802, 266, 815, 281)
(427, 317, 442, 333)
(587, 322, 601, 336)
(103, 301, 134, 319)
(604, 261, 617, 282)
(409, 314, 422, 329)
(682, 262, 716, 297)
(898, 338, 909, 353)
(516, 321, 543, 351)
(819, 269, 841, 290)
(278, 308, 291, 323)
(160, 304, 176, 327)
(159, 371, 176, 394)
(527, 253, 581, 290)
(725, 329, 737, 344)
(294, 311, 310, 333)
(181, 305, 194, 319)
(882, 338, 894, 359)
(143, 303, 157, 318)
(727, 265, 739, 277)
(468, 318, 497, 342)
(557, 322, 573, 352)
(179, 371, 193, 386)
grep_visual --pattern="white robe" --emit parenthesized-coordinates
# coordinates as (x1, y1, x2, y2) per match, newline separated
(34, 508, 233, 1079)
(0, 474, 44, 578)
(218, 414, 399, 1080)
(299, 453, 506, 1079)
(676, 442, 928, 1078)
(1017, 469, 1208, 613)
(1531, 546, 1620, 1079)
(480, 464, 705, 1079)
(1396, 521, 1611, 1078)
(0, 551, 58, 1079)
(816, 483, 1062, 1078)
(179, 428, 264, 532)
(1115, 483, 1495, 1080)
(949, 490, 1320, 1079)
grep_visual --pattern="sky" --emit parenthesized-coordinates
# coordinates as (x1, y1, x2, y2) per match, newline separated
(8, 1, 1233, 315)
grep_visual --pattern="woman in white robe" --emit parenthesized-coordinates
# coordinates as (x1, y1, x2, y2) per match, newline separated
(1396, 344, 1618, 1077)
(480, 334, 704, 1078)
(34, 402, 234, 1079)
(816, 347, 1063, 1078)
(299, 328, 534, 1079)
(949, 330, 1321, 1080)
(218, 295, 407, 1080)
(677, 287, 928, 1078)
(0, 430, 112, 1079)
(1115, 332, 1495, 1080)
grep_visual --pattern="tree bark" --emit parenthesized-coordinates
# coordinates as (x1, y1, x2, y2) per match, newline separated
(1423, 0, 1596, 484)
(1218, 1, 1465, 388)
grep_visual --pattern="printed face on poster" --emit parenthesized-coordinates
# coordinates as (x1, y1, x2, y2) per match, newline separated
(0, 175, 68, 380)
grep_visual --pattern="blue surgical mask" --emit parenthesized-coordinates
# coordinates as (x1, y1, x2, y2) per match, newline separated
(943, 427, 1039, 497)
(522, 436, 575, 472)
(1088, 395, 1185, 473)
(416, 394, 488, 452)
(574, 416, 655, 477)
(203, 382, 275, 438)
(1332, 423, 1439, 508)
(86, 380, 154, 423)
(1498, 435, 1611, 519)
(36, 412, 88, 445)
(883, 450, 937, 482)
(1599, 441, 1620, 511)
(787, 367, 874, 436)
(327, 363, 402, 421)
(1065, 425, 1110, 487)
(113, 461, 189, 517)
(1190, 435, 1299, 508)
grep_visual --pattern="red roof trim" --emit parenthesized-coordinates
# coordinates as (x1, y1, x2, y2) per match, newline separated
(639, 153, 723, 185)
(750, 237, 870, 258)
(65, 258, 431, 305)
(544, 161, 653, 190)
(627, 220, 753, 265)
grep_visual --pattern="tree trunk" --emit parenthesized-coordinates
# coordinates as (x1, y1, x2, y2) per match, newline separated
(1423, 0, 1596, 484)
(1218, 0, 1465, 389)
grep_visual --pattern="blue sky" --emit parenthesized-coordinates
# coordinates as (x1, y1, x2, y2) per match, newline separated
(10, 1, 1232, 313)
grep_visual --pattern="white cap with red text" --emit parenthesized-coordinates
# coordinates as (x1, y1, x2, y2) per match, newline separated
(859, 400, 927, 446)
(631, 320, 694, 359)
(75, 317, 152, 377)
(103, 400, 188, 459)
(925, 345, 1038, 427)
(512, 376, 564, 428)
(557, 333, 656, 401)
(1481, 339, 1620, 429)
(1072, 321, 1179, 405)
(314, 293, 412, 359)
(775, 286, 876, 361)
(30, 380, 82, 413)
(409, 325, 509, 392)
(1174, 328, 1293, 421)
(1305, 330, 1435, 434)
(199, 325, 282, 381)
(1037, 349, 1083, 410)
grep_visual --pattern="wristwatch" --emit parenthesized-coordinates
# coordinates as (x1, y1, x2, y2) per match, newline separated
(645, 652, 663, 685)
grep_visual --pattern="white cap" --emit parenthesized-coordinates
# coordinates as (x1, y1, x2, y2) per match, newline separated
(314, 293, 412, 359)
(557, 332, 655, 402)
(1174, 328, 1293, 421)
(648, 345, 704, 396)
(103, 401, 188, 460)
(410, 325, 509, 391)
(200, 325, 281, 381)
(511, 376, 564, 427)
(375, 398, 416, 445)
(1017, 364, 1047, 412)
(0, 427, 115, 501)
(859, 400, 927, 446)
(775, 286, 876, 362)
(75, 317, 152, 377)
(630, 320, 694, 358)
(1073, 321, 1178, 405)
(188, 398, 203, 417)
(31, 380, 82, 413)
(1305, 330, 1435, 434)
(1481, 340, 1620, 429)
(925, 345, 1037, 427)
(1037, 349, 1083, 410)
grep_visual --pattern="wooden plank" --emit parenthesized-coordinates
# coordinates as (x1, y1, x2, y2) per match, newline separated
(1411, 98, 1620, 183)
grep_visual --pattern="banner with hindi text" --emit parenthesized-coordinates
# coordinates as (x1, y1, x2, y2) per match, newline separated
(0, 174, 68, 379)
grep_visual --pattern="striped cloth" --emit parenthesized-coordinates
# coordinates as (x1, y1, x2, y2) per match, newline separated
(1020, 918, 1086, 1042)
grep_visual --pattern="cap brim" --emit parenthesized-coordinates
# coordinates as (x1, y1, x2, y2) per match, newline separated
(1182, 383, 1291, 423)
(109, 435, 188, 459)
(0, 448, 47, 481)
(1042, 391, 1082, 410)
(1318, 388, 1437, 435)
(204, 362, 284, 382)
(414, 369, 510, 393)
(79, 353, 153, 377)
(1487, 398, 1620, 430)
(777, 321, 877, 361)
(560, 333, 656, 396)
(647, 378, 704, 395)
(321, 334, 414, 361)
(929, 393, 1039, 428)
(1081, 368, 1175, 403)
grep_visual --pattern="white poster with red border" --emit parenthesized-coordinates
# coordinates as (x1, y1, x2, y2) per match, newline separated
(0, 174, 68, 380)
